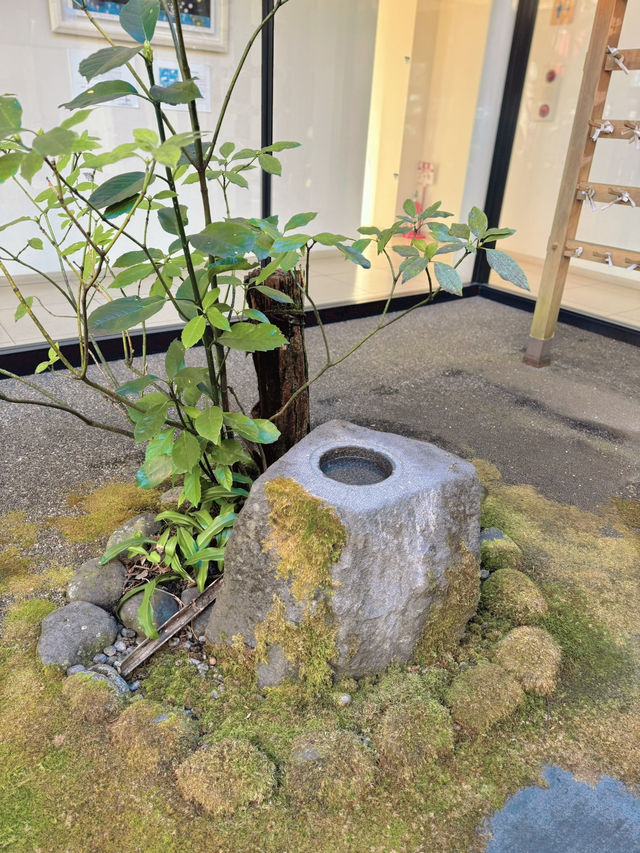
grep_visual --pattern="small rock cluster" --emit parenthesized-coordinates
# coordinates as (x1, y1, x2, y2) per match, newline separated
(36, 510, 215, 698)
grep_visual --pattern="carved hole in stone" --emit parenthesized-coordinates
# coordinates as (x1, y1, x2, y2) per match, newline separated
(318, 446, 393, 486)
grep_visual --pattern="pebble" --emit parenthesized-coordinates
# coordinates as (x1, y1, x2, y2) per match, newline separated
(120, 628, 136, 638)
(480, 569, 490, 580)
(129, 681, 141, 691)
(197, 664, 210, 673)
(92, 653, 108, 664)
(103, 645, 117, 656)
(210, 689, 219, 699)
(188, 658, 200, 666)
(153, 714, 170, 723)
(169, 638, 180, 648)
(114, 640, 127, 652)
(66, 664, 86, 676)
(184, 641, 194, 649)
(209, 657, 217, 666)
(337, 694, 352, 706)
(198, 636, 206, 644)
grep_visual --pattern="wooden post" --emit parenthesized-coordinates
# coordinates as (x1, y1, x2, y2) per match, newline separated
(247, 268, 310, 466)
(524, 0, 628, 366)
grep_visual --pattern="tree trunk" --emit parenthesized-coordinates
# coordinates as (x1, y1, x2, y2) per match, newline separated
(247, 268, 310, 466)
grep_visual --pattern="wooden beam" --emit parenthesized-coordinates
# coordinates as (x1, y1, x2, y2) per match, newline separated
(118, 578, 222, 679)
(564, 240, 640, 268)
(576, 181, 640, 206)
(604, 47, 640, 71)
(524, 0, 628, 366)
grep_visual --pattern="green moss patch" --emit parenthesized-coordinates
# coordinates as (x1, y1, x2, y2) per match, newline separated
(447, 661, 524, 734)
(373, 697, 454, 778)
(481, 568, 548, 625)
(176, 738, 277, 817)
(50, 481, 160, 543)
(494, 626, 561, 696)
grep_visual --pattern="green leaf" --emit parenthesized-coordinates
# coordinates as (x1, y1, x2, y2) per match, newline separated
(0, 153, 23, 182)
(433, 262, 463, 296)
(153, 141, 182, 168)
(79, 46, 141, 82)
(134, 401, 169, 443)
(284, 212, 317, 232)
(403, 198, 417, 217)
(27, 237, 43, 250)
(225, 170, 249, 189)
(150, 79, 202, 105)
(393, 245, 418, 258)
(485, 249, 530, 291)
(399, 256, 429, 283)
(133, 128, 158, 147)
(104, 195, 139, 219)
(172, 431, 201, 473)
(219, 141, 235, 158)
(223, 412, 280, 444)
(165, 339, 185, 380)
(120, 0, 160, 42)
(109, 262, 155, 289)
(183, 469, 202, 507)
(88, 295, 164, 333)
(468, 206, 488, 239)
(258, 152, 282, 175)
(89, 171, 146, 209)
(136, 454, 172, 488)
(100, 534, 155, 564)
(449, 223, 471, 240)
(116, 374, 160, 397)
(0, 96, 22, 139)
(482, 227, 516, 242)
(61, 109, 93, 129)
(189, 220, 257, 258)
(313, 232, 348, 246)
(145, 428, 174, 459)
(158, 204, 188, 236)
(337, 243, 371, 269)
(183, 547, 225, 566)
(20, 151, 44, 183)
(211, 438, 251, 467)
(219, 322, 287, 352)
(254, 285, 294, 304)
(181, 315, 206, 349)
(14, 296, 33, 322)
(271, 234, 308, 253)
(266, 140, 300, 152)
(206, 306, 231, 331)
(60, 81, 139, 110)
(114, 248, 163, 267)
(194, 406, 223, 444)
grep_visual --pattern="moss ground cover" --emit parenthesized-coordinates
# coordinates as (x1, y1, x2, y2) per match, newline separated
(0, 464, 638, 852)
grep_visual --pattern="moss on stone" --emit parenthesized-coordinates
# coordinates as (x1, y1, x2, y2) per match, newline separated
(175, 738, 276, 817)
(110, 700, 197, 779)
(2, 599, 57, 647)
(51, 481, 160, 543)
(263, 477, 346, 602)
(480, 534, 522, 572)
(413, 542, 480, 662)
(255, 595, 337, 694)
(494, 626, 561, 696)
(447, 662, 524, 734)
(61, 672, 124, 723)
(481, 568, 548, 625)
(373, 697, 454, 778)
(283, 728, 375, 809)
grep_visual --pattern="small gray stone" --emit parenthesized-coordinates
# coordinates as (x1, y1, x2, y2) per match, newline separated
(67, 557, 126, 612)
(105, 513, 161, 554)
(129, 681, 140, 691)
(159, 486, 190, 509)
(88, 663, 130, 696)
(257, 644, 296, 690)
(209, 689, 219, 699)
(114, 640, 127, 652)
(119, 588, 179, 635)
(37, 601, 118, 668)
(92, 653, 108, 664)
(337, 694, 352, 706)
(169, 638, 180, 648)
(66, 664, 86, 676)
(180, 586, 215, 637)
(480, 569, 490, 580)
(153, 714, 170, 723)
(120, 628, 136, 639)
(103, 645, 117, 656)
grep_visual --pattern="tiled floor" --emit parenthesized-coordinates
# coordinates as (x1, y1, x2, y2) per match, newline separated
(0, 248, 638, 349)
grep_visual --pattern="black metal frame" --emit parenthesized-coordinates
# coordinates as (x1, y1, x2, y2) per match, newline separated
(261, 0, 275, 219)
(472, 0, 539, 284)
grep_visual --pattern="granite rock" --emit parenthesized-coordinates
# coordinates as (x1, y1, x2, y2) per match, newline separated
(67, 557, 126, 611)
(119, 587, 179, 636)
(207, 420, 481, 681)
(105, 513, 161, 554)
(37, 601, 118, 668)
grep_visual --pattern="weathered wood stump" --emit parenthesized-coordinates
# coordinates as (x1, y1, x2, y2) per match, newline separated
(247, 268, 310, 466)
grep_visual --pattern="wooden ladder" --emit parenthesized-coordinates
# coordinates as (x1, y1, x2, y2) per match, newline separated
(524, 0, 639, 366)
